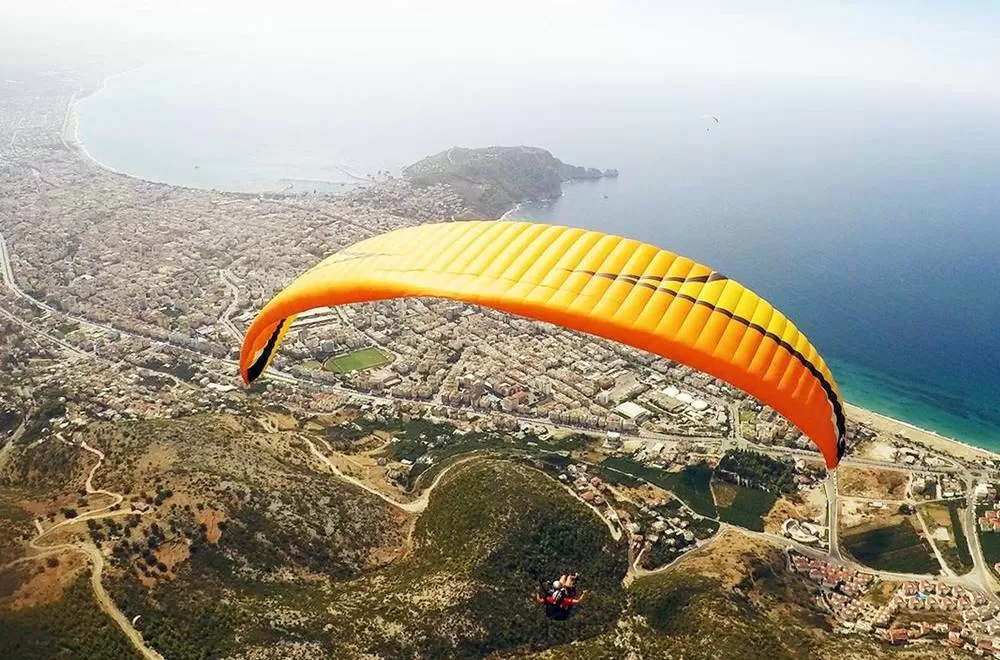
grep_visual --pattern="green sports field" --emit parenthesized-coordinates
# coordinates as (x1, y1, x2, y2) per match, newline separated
(324, 347, 392, 373)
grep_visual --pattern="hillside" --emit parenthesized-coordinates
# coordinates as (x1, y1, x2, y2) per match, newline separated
(535, 532, 971, 660)
(312, 459, 628, 658)
(0, 412, 408, 659)
(0, 413, 628, 659)
(0, 412, 976, 659)
(403, 146, 617, 218)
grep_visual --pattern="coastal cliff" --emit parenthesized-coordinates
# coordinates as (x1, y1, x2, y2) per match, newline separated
(403, 146, 616, 218)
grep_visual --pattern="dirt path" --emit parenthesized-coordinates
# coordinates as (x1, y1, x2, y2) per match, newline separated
(552, 480, 622, 541)
(80, 440, 124, 506)
(304, 441, 498, 559)
(7, 437, 164, 660)
(916, 506, 955, 577)
(629, 531, 724, 580)
(21, 538, 164, 660)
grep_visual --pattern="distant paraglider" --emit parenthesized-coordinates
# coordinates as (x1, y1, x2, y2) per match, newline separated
(240, 220, 846, 469)
(703, 114, 720, 131)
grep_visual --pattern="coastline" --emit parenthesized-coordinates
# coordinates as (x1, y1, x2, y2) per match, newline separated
(64, 98, 130, 179)
(844, 403, 995, 463)
(499, 202, 521, 220)
(67, 77, 998, 466)
(61, 67, 158, 180)
(70, 66, 379, 194)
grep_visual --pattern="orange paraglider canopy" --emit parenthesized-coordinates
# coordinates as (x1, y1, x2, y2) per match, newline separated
(240, 221, 846, 468)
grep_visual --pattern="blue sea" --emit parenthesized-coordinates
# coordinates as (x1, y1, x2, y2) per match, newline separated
(78, 53, 1000, 449)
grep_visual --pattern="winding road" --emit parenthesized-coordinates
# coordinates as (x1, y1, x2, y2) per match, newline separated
(304, 437, 482, 514)
(3, 436, 163, 660)
(5, 201, 1000, 611)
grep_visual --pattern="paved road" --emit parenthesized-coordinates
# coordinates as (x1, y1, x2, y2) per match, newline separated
(217, 269, 242, 341)
(0, 303, 88, 358)
(826, 470, 842, 561)
(0, 232, 17, 288)
(8, 227, 1000, 601)
(0, 235, 979, 484)
(963, 487, 1000, 601)
(0, 231, 102, 357)
(1, 224, 986, 482)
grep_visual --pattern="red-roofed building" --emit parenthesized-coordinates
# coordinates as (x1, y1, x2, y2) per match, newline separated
(888, 628, 909, 645)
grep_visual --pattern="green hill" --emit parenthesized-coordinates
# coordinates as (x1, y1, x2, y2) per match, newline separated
(322, 459, 628, 658)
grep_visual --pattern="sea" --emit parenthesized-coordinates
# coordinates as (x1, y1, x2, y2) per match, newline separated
(77, 53, 1000, 450)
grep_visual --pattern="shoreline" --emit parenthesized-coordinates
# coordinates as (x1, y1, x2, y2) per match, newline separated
(499, 202, 521, 220)
(62, 66, 153, 179)
(844, 403, 995, 463)
(65, 75, 999, 466)
(64, 93, 133, 179)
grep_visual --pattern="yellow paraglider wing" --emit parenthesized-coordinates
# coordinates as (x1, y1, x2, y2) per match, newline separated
(240, 221, 846, 468)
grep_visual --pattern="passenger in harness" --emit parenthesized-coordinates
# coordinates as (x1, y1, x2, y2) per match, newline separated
(535, 573, 588, 620)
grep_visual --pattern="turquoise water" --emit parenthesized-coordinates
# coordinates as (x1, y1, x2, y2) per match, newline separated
(78, 55, 1000, 449)
(517, 166, 1000, 447)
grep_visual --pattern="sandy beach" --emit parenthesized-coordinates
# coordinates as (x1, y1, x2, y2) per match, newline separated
(62, 91, 131, 179)
(846, 403, 996, 463)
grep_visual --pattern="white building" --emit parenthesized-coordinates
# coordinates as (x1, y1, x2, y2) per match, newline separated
(974, 483, 995, 502)
(615, 401, 651, 423)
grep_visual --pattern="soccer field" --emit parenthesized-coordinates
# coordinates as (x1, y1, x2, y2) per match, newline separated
(324, 347, 392, 373)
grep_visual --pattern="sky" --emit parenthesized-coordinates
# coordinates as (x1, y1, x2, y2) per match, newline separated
(3, 1, 999, 99)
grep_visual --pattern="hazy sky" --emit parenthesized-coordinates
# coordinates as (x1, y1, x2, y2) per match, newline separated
(4, 1, 998, 98)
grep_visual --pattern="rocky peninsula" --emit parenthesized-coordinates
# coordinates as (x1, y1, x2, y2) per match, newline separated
(403, 145, 617, 218)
